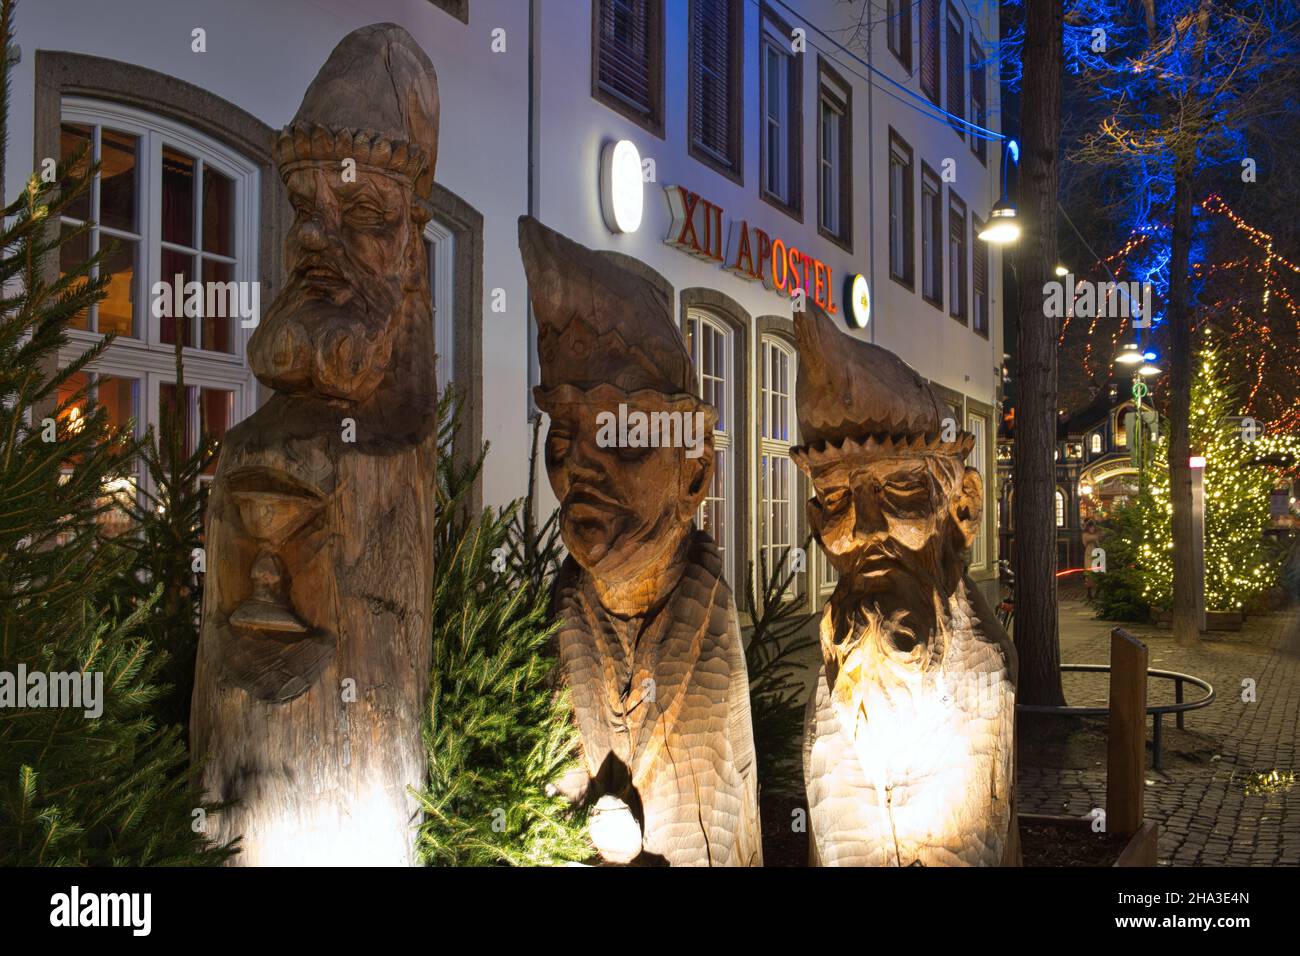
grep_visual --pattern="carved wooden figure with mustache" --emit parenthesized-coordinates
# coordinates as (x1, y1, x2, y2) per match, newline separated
(521, 217, 761, 866)
(793, 307, 1019, 866)
(190, 23, 440, 865)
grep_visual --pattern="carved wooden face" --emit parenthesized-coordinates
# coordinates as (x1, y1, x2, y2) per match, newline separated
(807, 454, 982, 590)
(542, 395, 712, 585)
(251, 161, 425, 401)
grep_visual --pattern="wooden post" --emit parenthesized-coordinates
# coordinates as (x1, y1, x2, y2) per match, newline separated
(1107, 627, 1148, 838)
(190, 25, 441, 865)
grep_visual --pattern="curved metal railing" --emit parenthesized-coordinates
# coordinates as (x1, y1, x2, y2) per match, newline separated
(1017, 664, 1216, 771)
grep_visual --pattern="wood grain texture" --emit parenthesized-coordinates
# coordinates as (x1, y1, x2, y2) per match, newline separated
(792, 306, 1019, 867)
(521, 216, 761, 866)
(553, 533, 762, 866)
(190, 23, 441, 866)
(802, 581, 1016, 866)
(1107, 627, 1148, 838)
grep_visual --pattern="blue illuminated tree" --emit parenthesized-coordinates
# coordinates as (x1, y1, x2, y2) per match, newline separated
(1059, 0, 1300, 643)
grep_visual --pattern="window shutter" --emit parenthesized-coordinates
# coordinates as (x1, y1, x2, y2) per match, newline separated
(970, 40, 987, 162)
(946, 6, 964, 138)
(920, 0, 940, 105)
(691, 0, 733, 165)
(598, 0, 654, 117)
(973, 216, 988, 334)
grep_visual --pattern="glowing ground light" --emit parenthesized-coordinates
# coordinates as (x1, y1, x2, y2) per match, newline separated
(599, 139, 643, 234)
(848, 273, 870, 329)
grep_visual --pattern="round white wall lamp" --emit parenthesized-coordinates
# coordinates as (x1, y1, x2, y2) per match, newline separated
(600, 139, 644, 234)
(846, 273, 871, 329)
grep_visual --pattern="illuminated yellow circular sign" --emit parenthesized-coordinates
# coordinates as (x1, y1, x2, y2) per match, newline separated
(849, 273, 870, 328)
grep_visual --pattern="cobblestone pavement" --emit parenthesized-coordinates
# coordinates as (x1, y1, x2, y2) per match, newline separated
(1017, 600, 1300, 866)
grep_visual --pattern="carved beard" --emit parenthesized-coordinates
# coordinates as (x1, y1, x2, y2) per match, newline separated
(826, 588, 959, 792)
(826, 538, 951, 676)
(254, 263, 406, 402)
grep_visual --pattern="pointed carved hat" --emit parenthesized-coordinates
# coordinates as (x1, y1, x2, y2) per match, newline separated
(520, 216, 711, 416)
(273, 23, 439, 200)
(791, 306, 973, 472)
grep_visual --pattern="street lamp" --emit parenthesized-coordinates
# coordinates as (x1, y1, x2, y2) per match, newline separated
(978, 140, 1021, 245)
(1115, 344, 1162, 491)
(1115, 342, 1144, 365)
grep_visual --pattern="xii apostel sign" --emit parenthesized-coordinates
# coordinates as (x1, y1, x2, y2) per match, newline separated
(664, 185, 840, 316)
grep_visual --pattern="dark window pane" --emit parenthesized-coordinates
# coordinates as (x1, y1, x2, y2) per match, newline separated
(57, 371, 91, 433)
(160, 248, 194, 347)
(59, 124, 93, 221)
(159, 383, 195, 464)
(201, 258, 234, 353)
(59, 223, 92, 331)
(202, 166, 234, 256)
(98, 238, 138, 338)
(199, 388, 233, 476)
(97, 375, 138, 434)
(99, 129, 139, 232)
(162, 148, 196, 247)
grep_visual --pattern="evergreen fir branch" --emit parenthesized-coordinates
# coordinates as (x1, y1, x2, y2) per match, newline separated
(415, 395, 589, 866)
(744, 539, 817, 799)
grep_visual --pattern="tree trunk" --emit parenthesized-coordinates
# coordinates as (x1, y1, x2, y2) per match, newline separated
(1167, 159, 1199, 644)
(1011, 0, 1066, 707)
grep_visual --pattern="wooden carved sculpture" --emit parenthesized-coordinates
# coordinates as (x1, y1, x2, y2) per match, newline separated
(794, 307, 1019, 867)
(191, 23, 440, 866)
(520, 217, 762, 866)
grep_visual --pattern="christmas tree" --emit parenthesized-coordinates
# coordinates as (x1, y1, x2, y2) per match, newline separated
(414, 404, 591, 866)
(110, 334, 217, 731)
(0, 0, 230, 864)
(1095, 331, 1286, 616)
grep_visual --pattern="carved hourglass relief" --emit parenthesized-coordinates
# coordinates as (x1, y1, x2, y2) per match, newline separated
(212, 467, 333, 703)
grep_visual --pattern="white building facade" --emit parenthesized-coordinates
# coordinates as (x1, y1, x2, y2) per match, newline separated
(12, 0, 1006, 607)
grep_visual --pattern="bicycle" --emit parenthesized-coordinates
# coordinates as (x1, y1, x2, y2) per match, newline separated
(995, 559, 1015, 634)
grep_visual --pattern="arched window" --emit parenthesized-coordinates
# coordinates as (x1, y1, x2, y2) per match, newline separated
(760, 335, 797, 580)
(686, 310, 735, 585)
(58, 99, 259, 497)
(1090, 431, 1102, 455)
(1113, 405, 1132, 448)
(1055, 489, 1066, 527)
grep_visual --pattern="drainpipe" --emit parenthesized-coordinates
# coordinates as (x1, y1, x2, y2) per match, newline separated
(526, 0, 540, 418)
(866, 0, 876, 344)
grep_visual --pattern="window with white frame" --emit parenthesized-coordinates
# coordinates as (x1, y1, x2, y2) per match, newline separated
(58, 99, 259, 499)
(424, 219, 456, 389)
(966, 410, 989, 570)
(921, 163, 943, 306)
(686, 311, 735, 586)
(1091, 431, 1102, 455)
(760, 336, 797, 585)
(819, 548, 838, 593)
(887, 0, 913, 73)
(817, 63, 850, 244)
(818, 92, 841, 236)
(55, 370, 139, 536)
(888, 130, 914, 286)
(761, 18, 798, 209)
(1055, 489, 1066, 527)
(949, 192, 967, 323)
